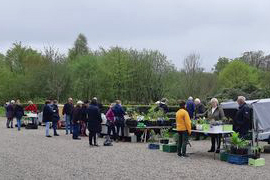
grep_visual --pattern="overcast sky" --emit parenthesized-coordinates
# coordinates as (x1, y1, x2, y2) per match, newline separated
(1, 0, 270, 70)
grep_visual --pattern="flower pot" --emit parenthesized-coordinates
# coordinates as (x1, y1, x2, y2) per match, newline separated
(249, 158, 265, 167)
(126, 119, 138, 127)
(160, 139, 169, 144)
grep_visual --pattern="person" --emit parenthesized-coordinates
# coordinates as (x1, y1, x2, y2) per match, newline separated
(42, 100, 54, 137)
(6, 100, 15, 128)
(87, 99, 102, 146)
(80, 100, 89, 136)
(194, 98, 206, 140)
(4, 102, 9, 125)
(234, 96, 251, 139)
(52, 100, 60, 136)
(93, 97, 104, 112)
(155, 98, 169, 114)
(14, 100, 24, 131)
(186, 97, 195, 119)
(72, 101, 83, 140)
(176, 100, 191, 157)
(194, 98, 206, 118)
(112, 100, 126, 141)
(25, 101, 38, 124)
(63, 98, 74, 135)
(206, 98, 225, 153)
(106, 103, 117, 141)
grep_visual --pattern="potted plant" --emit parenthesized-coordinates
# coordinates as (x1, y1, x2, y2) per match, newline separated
(148, 130, 159, 149)
(159, 128, 170, 144)
(248, 146, 265, 166)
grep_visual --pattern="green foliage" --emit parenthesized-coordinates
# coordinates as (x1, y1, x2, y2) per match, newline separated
(213, 57, 230, 74)
(231, 132, 249, 149)
(0, 107, 5, 117)
(218, 60, 260, 89)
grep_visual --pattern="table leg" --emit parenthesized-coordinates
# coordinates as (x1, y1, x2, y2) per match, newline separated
(144, 129, 147, 143)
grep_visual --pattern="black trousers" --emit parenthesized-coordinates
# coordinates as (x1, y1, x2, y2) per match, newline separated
(210, 134, 222, 150)
(89, 131, 97, 145)
(108, 125, 116, 140)
(116, 125, 124, 140)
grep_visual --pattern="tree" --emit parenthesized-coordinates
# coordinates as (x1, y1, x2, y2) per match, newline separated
(218, 60, 259, 89)
(213, 57, 230, 74)
(68, 33, 89, 60)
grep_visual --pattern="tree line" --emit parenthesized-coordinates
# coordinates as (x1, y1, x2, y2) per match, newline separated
(0, 34, 270, 104)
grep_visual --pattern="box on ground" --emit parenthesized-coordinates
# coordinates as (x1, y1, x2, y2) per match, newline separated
(248, 158, 265, 167)
(163, 143, 177, 153)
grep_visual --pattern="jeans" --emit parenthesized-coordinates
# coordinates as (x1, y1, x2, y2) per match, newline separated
(177, 131, 189, 156)
(65, 115, 72, 134)
(80, 121, 87, 136)
(116, 125, 124, 140)
(73, 123, 80, 139)
(45, 122, 50, 136)
(89, 131, 97, 145)
(16, 118, 21, 131)
(107, 125, 116, 140)
(52, 121, 58, 135)
(6, 118, 13, 128)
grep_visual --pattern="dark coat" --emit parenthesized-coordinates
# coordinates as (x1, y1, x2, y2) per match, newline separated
(72, 106, 82, 124)
(186, 100, 195, 119)
(42, 104, 54, 122)
(14, 104, 24, 119)
(206, 106, 225, 121)
(63, 103, 74, 115)
(194, 103, 206, 119)
(87, 104, 102, 132)
(6, 104, 15, 119)
(155, 103, 169, 114)
(52, 104, 60, 122)
(81, 105, 88, 122)
(234, 103, 251, 137)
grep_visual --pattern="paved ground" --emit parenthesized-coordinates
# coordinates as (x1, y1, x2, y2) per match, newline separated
(0, 117, 270, 180)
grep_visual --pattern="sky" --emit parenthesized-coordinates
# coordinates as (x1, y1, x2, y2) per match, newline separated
(0, 0, 270, 71)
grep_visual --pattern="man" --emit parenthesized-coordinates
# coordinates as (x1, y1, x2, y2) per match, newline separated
(63, 98, 74, 135)
(6, 100, 15, 128)
(234, 96, 251, 139)
(93, 97, 103, 112)
(87, 99, 102, 146)
(194, 98, 206, 140)
(112, 100, 126, 142)
(155, 98, 169, 114)
(186, 97, 195, 119)
(52, 100, 60, 136)
(43, 100, 54, 137)
(72, 101, 83, 140)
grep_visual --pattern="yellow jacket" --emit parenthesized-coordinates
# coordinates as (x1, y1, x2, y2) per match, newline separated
(176, 108, 191, 135)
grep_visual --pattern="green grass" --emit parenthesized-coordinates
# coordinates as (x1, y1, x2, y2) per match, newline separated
(0, 107, 5, 117)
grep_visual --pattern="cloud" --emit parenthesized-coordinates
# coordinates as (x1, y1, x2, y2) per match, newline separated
(1, 0, 270, 70)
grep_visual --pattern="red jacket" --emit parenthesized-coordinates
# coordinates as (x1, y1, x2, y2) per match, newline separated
(25, 104, 38, 113)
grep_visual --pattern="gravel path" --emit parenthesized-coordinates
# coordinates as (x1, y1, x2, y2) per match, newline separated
(0, 117, 269, 180)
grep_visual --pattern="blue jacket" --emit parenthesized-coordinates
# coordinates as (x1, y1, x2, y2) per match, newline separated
(14, 104, 24, 119)
(112, 104, 125, 118)
(186, 100, 195, 119)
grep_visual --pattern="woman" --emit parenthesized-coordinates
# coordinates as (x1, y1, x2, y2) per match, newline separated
(72, 101, 83, 140)
(14, 100, 24, 131)
(42, 100, 54, 138)
(87, 99, 102, 146)
(52, 100, 60, 136)
(106, 103, 117, 141)
(80, 101, 89, 137)
(25, 101, 38, 124)
(207, 98, 225, 153)
(6, 100, 15, 128)
(176, 100, 192, 157)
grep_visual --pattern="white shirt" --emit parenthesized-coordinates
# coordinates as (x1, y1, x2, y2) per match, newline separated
(211, 107, 217, 114)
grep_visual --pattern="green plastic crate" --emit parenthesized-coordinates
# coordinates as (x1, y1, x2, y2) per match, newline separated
(163, 144, 177, 153)
(220, 152, 228, 161)
(249, 158, 265, 167)
(223, 125, 233, 131)
(159, 144, 164, 151)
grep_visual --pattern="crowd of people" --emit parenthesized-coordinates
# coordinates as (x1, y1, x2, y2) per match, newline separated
(4, 95, 251, 153)
(175, 96, 251, 157)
